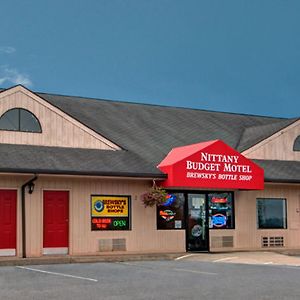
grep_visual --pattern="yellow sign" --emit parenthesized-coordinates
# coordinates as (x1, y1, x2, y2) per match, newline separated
(91, 195, 129, 217)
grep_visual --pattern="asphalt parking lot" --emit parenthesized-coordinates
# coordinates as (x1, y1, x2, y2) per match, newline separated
(1, 258, 300, 300)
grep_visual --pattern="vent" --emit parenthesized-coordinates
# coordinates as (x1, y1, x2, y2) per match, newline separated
(211, 236, 234, 248)
(262, 236, 284, 248)
(98, 239, 126, 252)
(98, 239, 112, 252)
(112, 238, 126, 251)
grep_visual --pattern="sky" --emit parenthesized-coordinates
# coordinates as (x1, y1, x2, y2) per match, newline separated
(0, 0, 299, 118)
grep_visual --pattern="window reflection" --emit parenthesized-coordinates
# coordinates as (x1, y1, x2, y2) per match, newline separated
(0, 108, 42, 133)
(157, 193, 185, 230)
(208, 192, 234, 229)
(257, 199, 287, 229)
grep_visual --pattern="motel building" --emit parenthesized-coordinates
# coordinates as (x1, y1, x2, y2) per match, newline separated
(0, 85, 299, 258)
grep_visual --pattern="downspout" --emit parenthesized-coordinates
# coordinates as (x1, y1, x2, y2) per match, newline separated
(21, 175, 38, 258)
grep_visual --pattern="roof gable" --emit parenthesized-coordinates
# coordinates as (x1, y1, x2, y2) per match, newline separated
(237, 118, 298, 152)
(0, 86, 120, 150)
(242, 118, 300, 161)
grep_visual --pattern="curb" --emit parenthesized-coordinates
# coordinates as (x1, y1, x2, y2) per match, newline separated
(0, 253, 185, 267)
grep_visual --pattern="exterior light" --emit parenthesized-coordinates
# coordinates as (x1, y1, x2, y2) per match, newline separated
(28, 182, 35, 194)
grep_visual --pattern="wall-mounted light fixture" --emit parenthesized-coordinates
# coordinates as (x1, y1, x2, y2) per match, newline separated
(21, 175, 38, 259)
(28, 182, 35, 194)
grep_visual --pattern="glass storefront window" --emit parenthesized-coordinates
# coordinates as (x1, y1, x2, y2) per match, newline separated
(157, 193, 185, 230)
(208, 192, 234, 229)
(257, 198, 287, 229)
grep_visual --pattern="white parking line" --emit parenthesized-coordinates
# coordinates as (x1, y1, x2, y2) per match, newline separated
(285, 265, 300, 270)
(118, 262, 218, 275)
(16, 266, 98, 282)
(173, 268, 218, 275)
(213, 256, 238, 263)
(117, 262, 154, 268)
(174, 254, 197, 261)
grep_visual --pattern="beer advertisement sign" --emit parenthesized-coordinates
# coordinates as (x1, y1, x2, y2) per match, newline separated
(91, 195, 131, 230)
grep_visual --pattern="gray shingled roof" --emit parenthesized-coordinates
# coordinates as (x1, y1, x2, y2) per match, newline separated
(237, 119, 298, 152)
(254, 160, 300, 183)
(0, 144, 165, 178)
(0, 86, 299, 183)
(0, 143, 298, 183)
(38, 92, 298, 167)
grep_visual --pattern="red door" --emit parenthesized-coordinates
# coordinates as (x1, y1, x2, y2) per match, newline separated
(43, 191, 69, 248)
(0, 190, 17, 250)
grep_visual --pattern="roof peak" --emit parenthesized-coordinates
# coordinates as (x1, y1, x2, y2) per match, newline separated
(1, 85, 298, 120)
(0, 85, 294, 120)
(37, 90, 290, 120)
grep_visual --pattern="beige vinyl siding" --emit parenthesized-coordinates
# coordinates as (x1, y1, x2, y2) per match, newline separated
(243, 120, 300, 161)
(1, 174, 299, 256)
(1, 175, 185, 257)
(209, 184, 300, 251)
(0, 87, 119, 150)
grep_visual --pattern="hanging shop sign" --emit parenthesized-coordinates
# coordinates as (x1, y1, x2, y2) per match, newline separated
(158, 140, 264, 190)
(91, 195, 131, 230)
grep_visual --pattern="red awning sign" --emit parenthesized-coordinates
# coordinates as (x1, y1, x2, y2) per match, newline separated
(158, 140, 264, 190)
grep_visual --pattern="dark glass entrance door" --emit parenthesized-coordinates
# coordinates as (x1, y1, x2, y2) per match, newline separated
(186, 194, 208, 251)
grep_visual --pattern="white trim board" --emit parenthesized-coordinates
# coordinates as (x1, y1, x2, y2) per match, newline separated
(0, 249, 16, 256)
(43, 247, 68, 255)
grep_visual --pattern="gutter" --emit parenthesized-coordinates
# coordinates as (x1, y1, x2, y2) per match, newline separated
(264, 178, 300, 184)
(21, 175, 38, 258)
(0, 168, 167, 179)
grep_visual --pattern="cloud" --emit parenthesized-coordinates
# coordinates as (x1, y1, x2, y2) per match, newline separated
(0, 66, 32, 87)
(0, 46, 16, 54)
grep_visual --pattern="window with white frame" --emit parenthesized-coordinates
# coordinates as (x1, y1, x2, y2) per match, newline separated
(257, 198, 287, 229)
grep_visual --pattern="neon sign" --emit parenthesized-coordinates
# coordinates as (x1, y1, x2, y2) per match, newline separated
(159, 209, 176, 222)
(211, 214, 227, 228)
(91, 195, 131, 231)
(211, 197, 227, 203)
(162, 194, 176, 206)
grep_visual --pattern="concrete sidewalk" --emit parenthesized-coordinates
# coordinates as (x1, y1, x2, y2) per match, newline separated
(177, 251, 300, 266)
